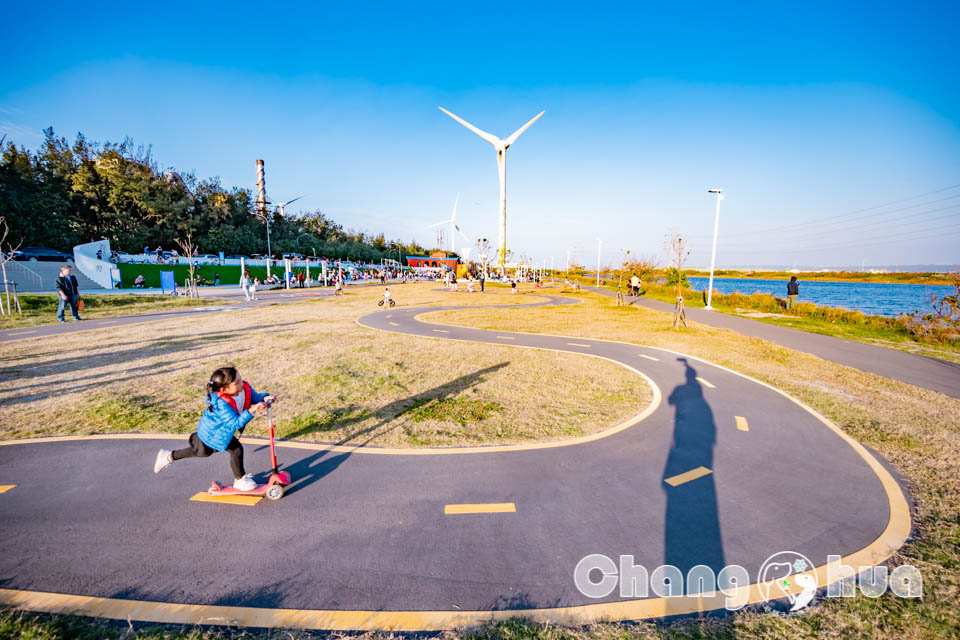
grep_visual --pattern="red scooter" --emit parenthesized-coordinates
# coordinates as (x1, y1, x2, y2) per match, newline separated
(208, 399, 292, 501)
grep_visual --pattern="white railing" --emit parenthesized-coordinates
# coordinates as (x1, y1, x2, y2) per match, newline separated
(0, 255, 43, 289)
(73, 240, 120, 289)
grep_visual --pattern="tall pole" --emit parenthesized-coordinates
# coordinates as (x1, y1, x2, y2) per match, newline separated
(551, 255, 554, 282)
(497, 148, 507, 274)
(256, 159, 272, 279)
(595, 242, 600, 285)
(705, 188, 724, 310)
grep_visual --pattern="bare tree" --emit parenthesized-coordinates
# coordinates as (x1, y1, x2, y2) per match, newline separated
(175, 232, 199, 298)
(0, 217, 23, 315)
(665, 231, 690, 329)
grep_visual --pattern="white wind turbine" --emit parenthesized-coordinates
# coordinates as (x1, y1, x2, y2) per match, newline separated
(439, 107, 545, 272)
(427, 193, 470, 254)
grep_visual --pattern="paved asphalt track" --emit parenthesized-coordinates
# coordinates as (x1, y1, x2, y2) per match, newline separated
(0, 293, 911, 631)
(584, 285, 960, 399)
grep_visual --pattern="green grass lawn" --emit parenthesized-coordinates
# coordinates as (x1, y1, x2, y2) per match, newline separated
(0, 294, 223, 329)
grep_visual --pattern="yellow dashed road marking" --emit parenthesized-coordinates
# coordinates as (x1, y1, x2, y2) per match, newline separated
(736, 416, 749, 431)
(638, 354, 659, 361)
(566, 342, 591, 347)
(496, 335, 516, 340)
(445, 503, 516, 514)
(190, 492, 262, 506)
(6, 331, 35, 336)
(696, 377, 716, 388)
(389, 322, 399, 326)
(0, 485, 16, 493)
(433, 329, 450, 333)
(664, 466, 713, 487)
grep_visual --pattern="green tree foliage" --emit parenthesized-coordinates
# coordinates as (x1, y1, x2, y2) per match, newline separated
(0, 129, 427, 263)
(663, 267, 689, 288)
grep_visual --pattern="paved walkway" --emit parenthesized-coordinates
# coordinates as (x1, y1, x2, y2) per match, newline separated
(585, 285, 960, 399)
(0, 294, 910, 631)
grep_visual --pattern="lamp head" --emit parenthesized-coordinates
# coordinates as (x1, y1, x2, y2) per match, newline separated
(708, 188, 723, 193)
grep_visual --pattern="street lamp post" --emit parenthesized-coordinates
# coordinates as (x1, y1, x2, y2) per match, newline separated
(705, 188, 724, 310)
(596, 238, 602, 287)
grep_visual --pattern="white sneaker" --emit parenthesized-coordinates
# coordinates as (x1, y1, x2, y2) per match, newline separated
(233, 474, 257, 491)
(154, 449, 173, 473)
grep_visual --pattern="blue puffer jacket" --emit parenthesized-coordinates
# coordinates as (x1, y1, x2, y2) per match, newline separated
(197, 381, 270, 451)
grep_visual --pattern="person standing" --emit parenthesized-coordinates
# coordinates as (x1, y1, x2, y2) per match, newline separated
(630, 274, 640, 296)
(479, 270, 485, 292)
(240, 269, 253, 301)
(55, 264, 82, 322)
(786, 276, 799, 310)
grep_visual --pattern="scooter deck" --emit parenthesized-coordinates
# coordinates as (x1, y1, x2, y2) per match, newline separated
(209, 481, 268, 496)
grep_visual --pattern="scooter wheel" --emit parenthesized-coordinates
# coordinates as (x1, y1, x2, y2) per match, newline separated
(266, 484, 285, 501)
(377, 300, 384, 306)
(389, 299, 396, 307)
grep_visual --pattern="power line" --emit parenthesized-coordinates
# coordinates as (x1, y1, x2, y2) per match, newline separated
(698, 205, 960, 250)
(690, 183, 960, 240)
(721, 225, 960, 255)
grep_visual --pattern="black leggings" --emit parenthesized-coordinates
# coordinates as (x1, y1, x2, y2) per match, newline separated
(172, 432, 245, 479)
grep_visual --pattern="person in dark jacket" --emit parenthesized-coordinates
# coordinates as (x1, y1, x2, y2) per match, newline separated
(55, 264, 82, 322)
(786, 276, 799, 309)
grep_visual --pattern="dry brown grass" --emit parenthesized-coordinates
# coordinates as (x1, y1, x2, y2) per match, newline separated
(422, 288, 960, 638)
(0, 283, 650, 448)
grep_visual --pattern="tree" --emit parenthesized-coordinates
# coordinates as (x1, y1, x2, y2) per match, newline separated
(665, 231, 690, 329)
(0, 216, 23, 315)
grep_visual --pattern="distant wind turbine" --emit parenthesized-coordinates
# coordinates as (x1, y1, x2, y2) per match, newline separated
(439, 107, 545, 271)
(427, 193, 469, 254)
(275, 195, 304, 217)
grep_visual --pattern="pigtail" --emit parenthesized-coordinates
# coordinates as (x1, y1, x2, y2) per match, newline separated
(204, 366, 239, 414)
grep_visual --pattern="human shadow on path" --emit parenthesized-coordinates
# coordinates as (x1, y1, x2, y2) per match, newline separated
(662, 358, 725, 591)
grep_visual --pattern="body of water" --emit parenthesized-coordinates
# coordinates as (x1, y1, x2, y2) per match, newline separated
(686, 277, 954, 317)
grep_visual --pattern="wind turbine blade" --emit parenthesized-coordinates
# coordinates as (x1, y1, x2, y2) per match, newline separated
(451, 193, 460, 223)
(427, 220, 452, 228)
(282, 195, 304, 207)
(439, 107, 501, 147)
(504, 110, 545, 147)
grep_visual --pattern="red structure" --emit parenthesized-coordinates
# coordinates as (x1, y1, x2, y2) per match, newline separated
(406, 256, 459, 269)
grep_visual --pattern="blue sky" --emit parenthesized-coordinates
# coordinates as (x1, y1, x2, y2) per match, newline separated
(3, 1, 959, 268)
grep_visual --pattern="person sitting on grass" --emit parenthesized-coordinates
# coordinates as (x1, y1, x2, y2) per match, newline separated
(154, 366, 274, 491)
(133, 274, 146, 288)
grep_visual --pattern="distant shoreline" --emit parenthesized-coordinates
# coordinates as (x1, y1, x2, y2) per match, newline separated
(685, 272, 956, 286)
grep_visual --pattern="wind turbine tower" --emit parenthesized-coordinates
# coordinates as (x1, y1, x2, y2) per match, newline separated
(439, 107, 545, 272)
(428, 193, 468, 254)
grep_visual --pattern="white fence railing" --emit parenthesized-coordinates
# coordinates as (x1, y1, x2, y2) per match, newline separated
(74, 240, 121, 289)
(0, 255, 43, 289)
